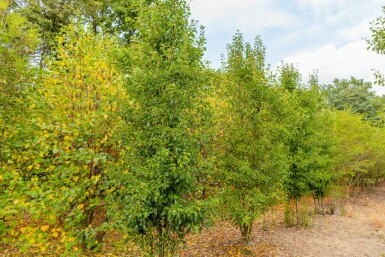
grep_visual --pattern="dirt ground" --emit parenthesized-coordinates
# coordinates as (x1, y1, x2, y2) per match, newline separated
(2, 184, 385, 256)
(180, 183, 385, 257)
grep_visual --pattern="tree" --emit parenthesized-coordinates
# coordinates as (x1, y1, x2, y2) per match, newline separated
(0, 0, 39, 244)
(0, 0, 39, 120)
(13, 0, 155, 65)
(323, 77, 382, 122)
(307, 108, 339, 215)
(107, 0, 210, 256)
(217, 31, 289, 244)
(333, 110, 383, 191)
(368, 6, 385, 86)
(1, 23, 126, 254)
(13, 0, 77, 65)
(279, 64, 337, 222)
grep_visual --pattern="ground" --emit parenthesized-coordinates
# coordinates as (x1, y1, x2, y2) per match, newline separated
(179, 183, 385, 257)
(1, 183, 385, 256)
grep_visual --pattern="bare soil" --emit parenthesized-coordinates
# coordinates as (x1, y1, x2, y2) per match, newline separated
(180, 183, 385, 257)
(2, 184, 385, 256)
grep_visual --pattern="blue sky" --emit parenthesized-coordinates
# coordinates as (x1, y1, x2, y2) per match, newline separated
(189, 0, 385, 92)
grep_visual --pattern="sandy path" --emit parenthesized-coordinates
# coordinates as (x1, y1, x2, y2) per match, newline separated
(264, 184, 385, 257)
(180, 183, 385, 257)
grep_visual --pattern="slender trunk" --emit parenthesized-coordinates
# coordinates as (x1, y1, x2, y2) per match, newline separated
(295, 196, 299, 225)
(313, 196, 317, 213)
(157, 223, 165, 257)
(240, 222, 253, 245)
(321, 196, 325, 215)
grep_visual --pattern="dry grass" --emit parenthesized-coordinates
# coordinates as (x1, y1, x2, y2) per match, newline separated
(368, 209, 385, 229)
(340, 205, 353, 218)
(370, 218, 384, 229)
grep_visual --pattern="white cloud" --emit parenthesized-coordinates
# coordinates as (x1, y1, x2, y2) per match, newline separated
(298, 0, 345, 9)
(297, 0, 360, 15)
(282, 40, 385, 94)
(189, 0, 299, 31)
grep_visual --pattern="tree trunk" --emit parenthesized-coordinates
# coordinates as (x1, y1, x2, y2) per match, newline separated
(240, 222, 253, 245)
(295, 196, 299, 225)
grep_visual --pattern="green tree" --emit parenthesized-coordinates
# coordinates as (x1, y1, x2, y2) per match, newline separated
(323, 77, 382, 122)
(368, 6, 385, 85)
(108, 0, 210, 256)
(0, 0, 39, 121)
(333, 110, 382, 190)
(217, 31, 289, 244)
(14, 0, 154, 65)
(0, 0, 39, 243)
(1, 24, 126, 254)
(13, 0, 76, 65)
(279, 64, 337, 222)
(307, 108, 339, 215)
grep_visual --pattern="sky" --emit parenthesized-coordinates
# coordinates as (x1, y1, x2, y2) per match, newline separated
(189, 0, 385, 94)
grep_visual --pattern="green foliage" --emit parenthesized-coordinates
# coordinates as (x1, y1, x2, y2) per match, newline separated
(0, 0, 39, 118)
(14, 0, 155, 65)
(1, 23, 126, 254)
(278, 64, 338, 222)
(14, 0, 77, 64)
(2, 1, 385, 255)
(107, 0, 210, 256)
(217, 31, 289, 244)
(323, 77, 383, 122)
(368, 6, 385, 86)
(333, 110, 385, 188)
(0, 0, 39, 245)
(368, 6, 385, 55)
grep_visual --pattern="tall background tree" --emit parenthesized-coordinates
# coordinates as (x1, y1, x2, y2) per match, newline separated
(13, 0, 154, 66)
(323, 77, 384, 123)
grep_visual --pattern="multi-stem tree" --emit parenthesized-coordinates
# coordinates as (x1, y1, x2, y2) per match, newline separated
(217, 31, 289, 244)
(279, 64, 337, 222)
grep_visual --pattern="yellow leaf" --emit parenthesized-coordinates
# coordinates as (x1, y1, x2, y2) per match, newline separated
(73, 176, 79, 182)
(20, 227, 27, 233)
(40, 225, 49, 232)
(52, 231, 59, 238)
